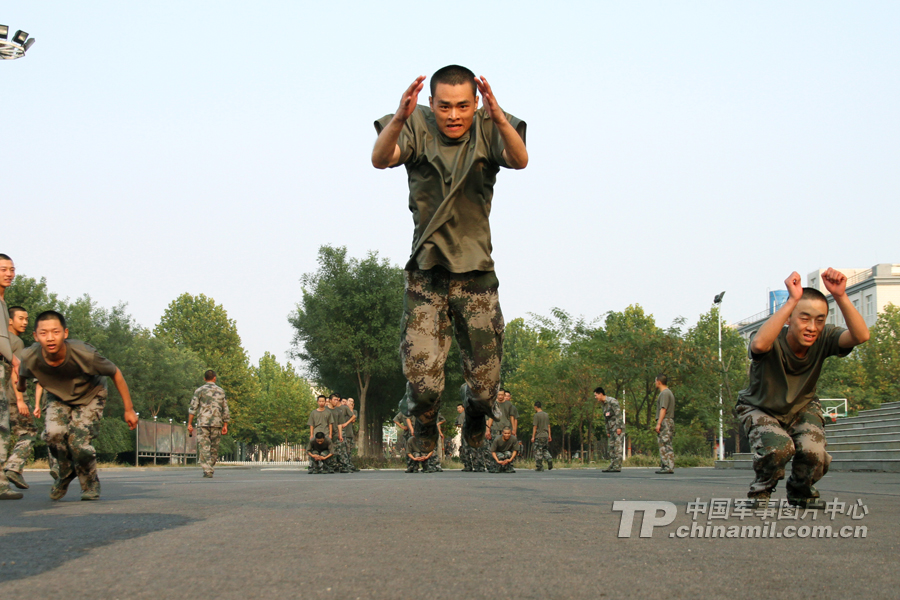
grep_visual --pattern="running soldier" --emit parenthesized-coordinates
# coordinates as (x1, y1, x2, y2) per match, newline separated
(17, 310, 138, 501)
(372, 65, 528, 456)
(735, 270, 869, 509)
(595, 387, 624, 472)
(654, 375, 675, 474)
(531, 401, 552, 472)
(188, 370, 230, 478)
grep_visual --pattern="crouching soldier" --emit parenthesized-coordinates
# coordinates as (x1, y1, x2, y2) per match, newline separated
(491, 427, 518, 473)
(308, 433, 336, 474)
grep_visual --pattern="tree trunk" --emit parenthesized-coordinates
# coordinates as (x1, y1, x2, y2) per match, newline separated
(355, 370, 372, 457)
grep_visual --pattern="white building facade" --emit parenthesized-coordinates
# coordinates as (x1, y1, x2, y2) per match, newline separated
(736, 263, 900, 342)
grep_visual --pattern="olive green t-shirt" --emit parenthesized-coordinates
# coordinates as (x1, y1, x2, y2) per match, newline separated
(374, 106, 527, 273)
(0, 297, 12, 363)
(455, 413, 465, 427)
(308, 438, 333, 457)
(18, 340, 117, 406)
(533, 410, 550, 440)
(493, 400, 519, 431)
(490, 434, 519, 453)
(332, 405, 355, 439)
(737, 325, 849, 422)
(307, 409, 332, 437)
(657, 389, 675, 422)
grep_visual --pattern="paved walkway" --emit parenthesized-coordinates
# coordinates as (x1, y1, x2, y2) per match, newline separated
(1, 467, 897, 599)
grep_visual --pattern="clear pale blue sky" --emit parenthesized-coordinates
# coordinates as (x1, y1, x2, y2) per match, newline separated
(3, 2, 898, 364)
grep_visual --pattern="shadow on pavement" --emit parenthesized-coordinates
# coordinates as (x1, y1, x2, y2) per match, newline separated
(0, 511, 196, 582)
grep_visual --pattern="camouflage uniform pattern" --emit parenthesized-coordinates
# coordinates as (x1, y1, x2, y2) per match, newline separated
(735, 400, 830, 500)
(309, 455, 336, 474)
(44, 391, 105, 497)
(4, 390, 38, 474)
(494, 451, 515, 473)
(603, 397, 625, 470)
(533, 437, 552, 471)
(197, 427, 221, 476)
(0, 364, 10, 493)
(401, 269, 504, 449)
(657, 418, 675, 471)
(189, 382, 230, 476)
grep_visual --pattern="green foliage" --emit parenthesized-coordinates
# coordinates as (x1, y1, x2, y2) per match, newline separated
(246, 352, 317, 445)
(93, 417, 135, 460)
(155, 293, 255, 437)
(289, 245, 406, 454)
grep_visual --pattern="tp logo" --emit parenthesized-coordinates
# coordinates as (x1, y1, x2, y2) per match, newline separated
(612, 501, 677, 538)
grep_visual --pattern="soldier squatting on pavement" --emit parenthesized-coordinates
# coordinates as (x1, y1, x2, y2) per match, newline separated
(308, 433, 335, 474)
(490, 427, 518, 473)
(595, 387, 624, 473)
(371, 65, 528, 460)
(188, 370, 230, 479)
(735, 270, 869, 509)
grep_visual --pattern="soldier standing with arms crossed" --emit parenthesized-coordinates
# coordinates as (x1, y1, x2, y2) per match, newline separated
(594, 387, 624, 473)
(188, 370, 230, 479)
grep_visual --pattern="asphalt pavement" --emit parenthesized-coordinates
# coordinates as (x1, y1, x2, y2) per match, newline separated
(1, 465, 897, 600)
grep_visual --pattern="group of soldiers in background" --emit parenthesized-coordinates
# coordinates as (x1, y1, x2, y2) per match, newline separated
(306, 393, 359, 474)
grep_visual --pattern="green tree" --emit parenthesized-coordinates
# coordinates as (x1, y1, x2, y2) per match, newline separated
(155, 293, 255, 438)
(248, 352, 316, 446)
(289, 245, 405, 456)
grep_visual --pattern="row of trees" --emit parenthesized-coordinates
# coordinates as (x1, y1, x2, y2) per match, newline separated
(8, 276, 316, 459)
(291, 245, 900, 460)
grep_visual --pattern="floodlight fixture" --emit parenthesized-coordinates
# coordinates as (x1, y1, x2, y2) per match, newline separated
(713, 291, 726, 305)
(0, 25, 35, 59)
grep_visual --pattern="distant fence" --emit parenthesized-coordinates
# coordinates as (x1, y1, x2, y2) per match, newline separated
(219, 442, 307, 465)
(136, 417, 197, 465)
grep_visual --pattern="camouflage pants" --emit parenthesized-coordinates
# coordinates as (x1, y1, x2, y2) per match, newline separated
(44, 392, 104, 495)
(533, 437, 552, 470)
(657, 419, 675, 471)
(309, 455, 335, 473)
(494, 451, 514, 472)
(5, 387, 38, 474)
(607, 429, 624, 470)
(735, 401, 830, 499)
(486, 429, 504, 472)
(460, 440, 484, 471)
(330, 438, 349, 472)
(0, 365, 10, 492)
(400, 269, 504, 430)
(343, 438, 357, 470)
(197, 426, 221, 475)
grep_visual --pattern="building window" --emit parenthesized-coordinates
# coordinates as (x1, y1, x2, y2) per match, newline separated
(853, 299, 859, 312)
(866, 294, 874, 317)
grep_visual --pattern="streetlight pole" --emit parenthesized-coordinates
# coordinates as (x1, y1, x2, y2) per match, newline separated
(713, 292, 726, 460)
